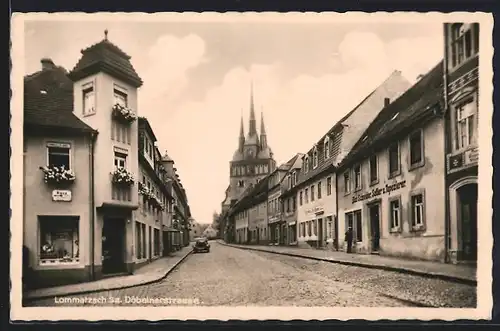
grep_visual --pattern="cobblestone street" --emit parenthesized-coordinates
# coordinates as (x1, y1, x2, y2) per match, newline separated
(25, 242, 476, 308)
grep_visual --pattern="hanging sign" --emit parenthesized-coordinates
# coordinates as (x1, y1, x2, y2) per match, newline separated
(352, 180, 406, 204)
(52, 190, 72, 202)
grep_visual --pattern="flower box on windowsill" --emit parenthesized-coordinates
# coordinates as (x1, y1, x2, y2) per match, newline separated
(39, 166, 76, 186)
(112, 103, 137, 123)
(111, 167, 135, 186)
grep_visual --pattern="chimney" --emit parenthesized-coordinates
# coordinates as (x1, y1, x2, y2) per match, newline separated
(384, 97, 391, 107)
(41, 58, 55, 71)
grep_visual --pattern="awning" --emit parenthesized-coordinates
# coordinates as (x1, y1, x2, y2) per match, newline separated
(163, 226, 180, 232)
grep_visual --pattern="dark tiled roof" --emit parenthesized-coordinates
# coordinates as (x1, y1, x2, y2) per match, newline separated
(24, 65, 96, 133)
(68, 38, 143, 88)
(139, 117, 158, 142)
(340, 61, 444, 168)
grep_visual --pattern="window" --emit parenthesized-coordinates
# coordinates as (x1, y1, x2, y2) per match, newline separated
(82, 82, 95, 115)
(299, 191, 303, 206)
(307, 221, 312, 236)
(313, 220, 317, 236)
(326, 177, 332, 195)
(344, 171, 351, 193)
(305, 188, 309, 203)
(300, 222, 305, 237)
(286, 198, 291, 213)
(388, 143, 400, 176)
(324, 137, 330, 159)
(238, 180, 245, 187)
(304, 156, 309, 172)
(288, 175, 292, 189)
(455, 98, 476, 150)
(389, 198, 401, 230)
(310, 185, 315, 201)
(47, 142, 71, 169)
(369, 155, 378, 184)
(354, 164, 362, 190)
(292, 196, 296, 211)
(113, 86, 128, 107)
(409, 130, 424, 167)
(450, 23, 479, 68)
(313, 148, 318, 169)
(317, 182, 322, 199)
(411, 193, 425, 229)
(135, 221, 143, 259)
(114, 152, 127, 169)
(39, 216, 79, 265)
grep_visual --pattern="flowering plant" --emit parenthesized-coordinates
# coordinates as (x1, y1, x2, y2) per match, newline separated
(138, 182, 165, 210)
(112, 103, 137, 123)
(39, 165, 75, 185)
(111, 167, 135, 185)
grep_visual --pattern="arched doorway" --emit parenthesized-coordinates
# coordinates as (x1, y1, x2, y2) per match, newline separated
(457, 183, 478, 261)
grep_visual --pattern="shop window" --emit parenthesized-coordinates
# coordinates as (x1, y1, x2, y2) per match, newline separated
(388, 142, 400, 177)
(313, 220, 317, 236)
(389, 197, 402, 232)
(411, 192, 426, 230)
(47, 142, 71, 170)
(154, 228, 160, 257)
(409, 129, 424, 168)
(307, 221, 312, 236)
(39, 216, 79, 265)
(135, 221, 143, 259)
(345, 210, 363, 242)
(369, 155, 378, 184)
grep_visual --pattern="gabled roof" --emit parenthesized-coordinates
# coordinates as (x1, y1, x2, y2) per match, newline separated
(68, 33, 143, 88)
(340, 61, 444, 168)
(24, 63, 96, 133)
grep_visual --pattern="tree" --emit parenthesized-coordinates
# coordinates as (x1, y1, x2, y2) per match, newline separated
(212, 211, 221, 237)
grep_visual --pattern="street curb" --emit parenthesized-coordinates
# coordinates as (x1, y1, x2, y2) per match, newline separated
(23, 250, 193, 303)
(219, 242, 476, 286)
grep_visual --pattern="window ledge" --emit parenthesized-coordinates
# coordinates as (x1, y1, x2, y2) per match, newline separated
(354, 186, 362, 193)
(448, 53, 479, 74)
(37, 260, 83, 270)
(344, 191, 351, 197)
(83, 111, 96, 118)
(135, 258, 148, 264)
(369, 179, 379, 187)
(411, 224, 426, 232)
(409, 161, 425, 172)
(388, 171, 401, 179)
(389, 227, 402, 234)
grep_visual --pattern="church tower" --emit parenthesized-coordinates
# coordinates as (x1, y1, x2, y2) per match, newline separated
(227, 83, 276, 204)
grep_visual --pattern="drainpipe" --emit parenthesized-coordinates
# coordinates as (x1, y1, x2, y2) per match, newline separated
(334, 167, 339, 251)
(443, 24, 451, 264)
(89, 131, 97, 280)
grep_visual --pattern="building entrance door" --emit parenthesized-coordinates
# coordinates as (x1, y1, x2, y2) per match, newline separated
(458, 183, 478, 261)
(102, 217, 126, 274)
(369, 204, 381, 253)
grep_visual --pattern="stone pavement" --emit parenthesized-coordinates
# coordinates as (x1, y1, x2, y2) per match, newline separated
(24, 246, 193, 301)
(219, 241, 476, 285)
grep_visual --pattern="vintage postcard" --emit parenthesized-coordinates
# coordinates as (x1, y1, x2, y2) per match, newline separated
(10, 12, 493, 321)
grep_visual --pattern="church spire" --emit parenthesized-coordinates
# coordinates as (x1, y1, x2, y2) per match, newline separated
(260, 108, 267, 149)
(238, 113, 245, 152)
(248, 81, 257, 136)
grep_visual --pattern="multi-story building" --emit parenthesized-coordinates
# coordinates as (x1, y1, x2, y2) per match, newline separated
(23, 59, 98, 288)
(336, 61, 446, 261)
(230, 173, 271, 244)
(295, 71, 411, 249)
(23, 32, 193, 288)
(280, 155, 304, 245)
(134, 117, 172, 267)
(443, 23, 479, 264)
(220, 86, 277, 240)
(267, 154, 303, 245)
(67, 31, 142, 277)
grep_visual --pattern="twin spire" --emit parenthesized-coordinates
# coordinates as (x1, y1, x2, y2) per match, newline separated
(238, 81, 267, 150)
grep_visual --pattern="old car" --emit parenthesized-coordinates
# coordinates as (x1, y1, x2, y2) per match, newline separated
(193, 237, 210, 253)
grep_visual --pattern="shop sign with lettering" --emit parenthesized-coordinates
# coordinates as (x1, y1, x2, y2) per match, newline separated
(352, 180, 406, 204)
(305, 205, 324, 215)
(52, 190, 72, 202)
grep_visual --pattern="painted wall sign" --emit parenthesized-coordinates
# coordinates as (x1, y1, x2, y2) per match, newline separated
(47, 142, 71, 149)
(352, 180, 406, 204)
(52, 189, 72, 202)
(305, 205, 324, 215)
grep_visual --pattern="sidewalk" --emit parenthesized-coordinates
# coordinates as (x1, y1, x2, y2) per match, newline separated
(24, 246, 193, 301)
(219, 241, 476, 285)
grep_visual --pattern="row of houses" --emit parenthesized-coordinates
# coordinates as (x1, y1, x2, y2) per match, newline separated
(23, 32, 193, 289)
(222, 23, 479, 264)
